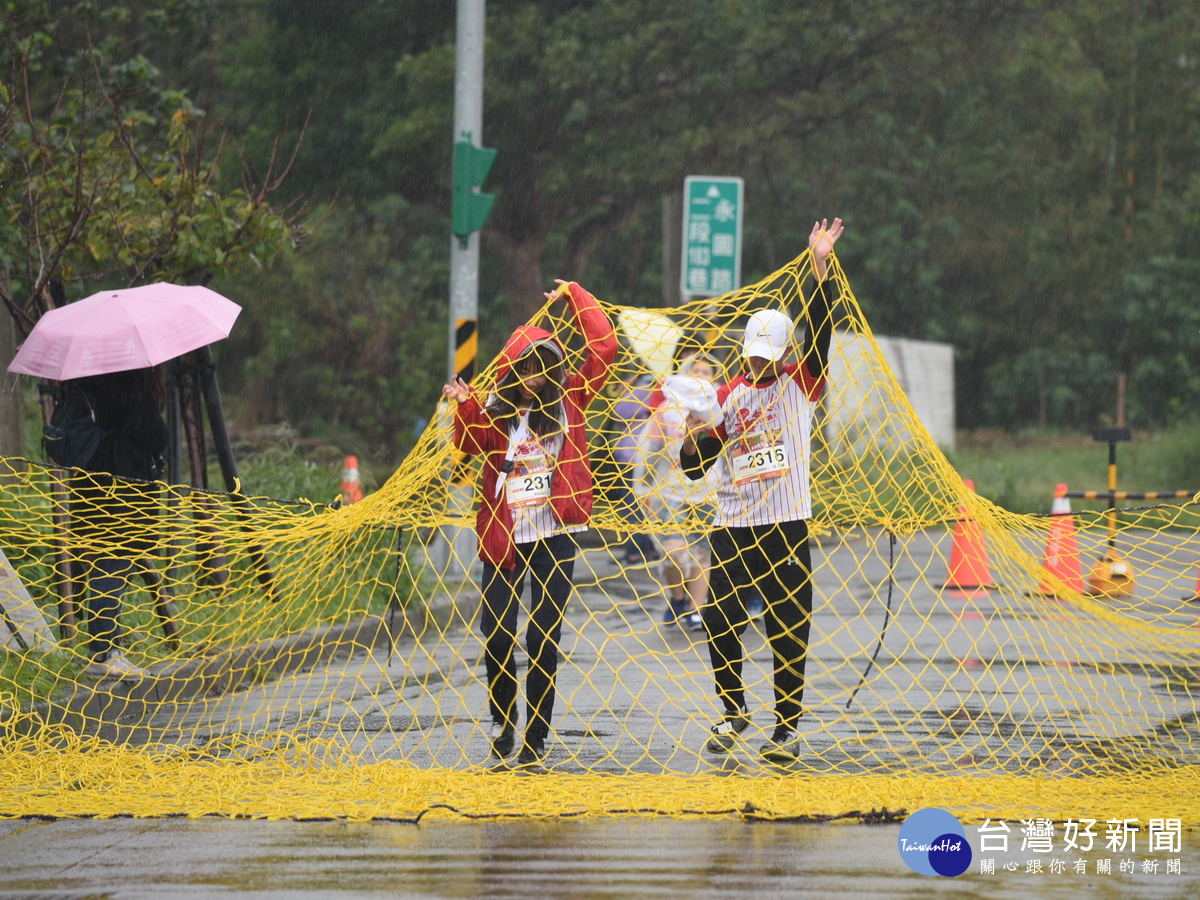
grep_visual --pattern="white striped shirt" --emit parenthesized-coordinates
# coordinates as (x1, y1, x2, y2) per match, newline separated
(709, 364, 824, 527)
(501, 413, 585, 544)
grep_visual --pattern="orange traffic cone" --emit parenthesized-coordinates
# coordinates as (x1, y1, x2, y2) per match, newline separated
(1185, 564, 1200, 602)
(1037, 483, 1084, 596)
(341, 455, 364, 505)
(943, 479, 996, 591)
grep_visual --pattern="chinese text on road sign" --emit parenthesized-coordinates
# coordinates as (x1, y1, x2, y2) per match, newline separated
(681, 176, 743, 298)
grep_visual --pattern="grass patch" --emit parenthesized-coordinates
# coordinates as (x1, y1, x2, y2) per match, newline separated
(0, 447, 425, 712)
(946, 423, 1200, 515)
(0, 650, 86, 711)
(213, 444, 353, 507)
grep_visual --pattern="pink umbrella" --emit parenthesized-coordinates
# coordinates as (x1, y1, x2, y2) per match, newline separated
(7, 283, 242, 380)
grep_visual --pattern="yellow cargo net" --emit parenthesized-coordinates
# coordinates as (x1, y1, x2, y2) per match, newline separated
(3, 250, 1200, 824)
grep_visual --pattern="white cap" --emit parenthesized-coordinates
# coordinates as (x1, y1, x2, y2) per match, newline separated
(742, 309, 793, 362)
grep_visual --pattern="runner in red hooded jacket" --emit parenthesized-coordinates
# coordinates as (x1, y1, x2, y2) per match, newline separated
(443, 279, 616, 767)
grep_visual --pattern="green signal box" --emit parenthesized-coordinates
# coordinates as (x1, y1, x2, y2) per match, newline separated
(452, 139, 497, 242)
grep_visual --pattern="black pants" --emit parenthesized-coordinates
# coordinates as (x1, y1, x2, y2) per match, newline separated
(701, 518, 813, 729)
(607, 464, 658, 561)
(85, 555, 136, 659)
(479, 532, 576, 743)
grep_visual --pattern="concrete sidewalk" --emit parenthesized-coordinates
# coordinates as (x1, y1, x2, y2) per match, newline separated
(111, 543, 724, 771)
(17, 526, 1200, 778)
(36, 540, 757, 772)
(3, 614, 391, 745)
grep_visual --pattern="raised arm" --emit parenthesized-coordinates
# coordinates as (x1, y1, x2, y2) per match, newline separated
(551, 279, 618, 402)
(802, 218, 844, 381)
(679, 411, 723, 480)
(809, 217, 844, 284)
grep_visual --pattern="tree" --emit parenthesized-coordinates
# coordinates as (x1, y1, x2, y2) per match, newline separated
(207, 0, 1200, 445)
(214, 199, 448, 457)
(221, 1, 976, 323)
(812, 1, 1200, 430)
(1, 0, 303, 460)
(1, 36, 301, 329)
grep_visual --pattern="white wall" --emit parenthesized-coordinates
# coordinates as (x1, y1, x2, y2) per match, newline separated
(824, 330, 956, 452)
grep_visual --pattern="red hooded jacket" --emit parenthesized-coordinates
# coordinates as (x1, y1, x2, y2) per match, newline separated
(452, 282, 617, 569)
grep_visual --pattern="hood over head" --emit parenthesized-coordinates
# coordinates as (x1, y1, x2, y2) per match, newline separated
(496, 325, 566, 382)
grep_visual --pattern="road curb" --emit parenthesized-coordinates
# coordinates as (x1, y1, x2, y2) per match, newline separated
(4, 614, 389, 744)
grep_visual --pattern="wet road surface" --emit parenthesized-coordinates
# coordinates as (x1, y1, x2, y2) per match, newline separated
(2, 815, 1198, 899)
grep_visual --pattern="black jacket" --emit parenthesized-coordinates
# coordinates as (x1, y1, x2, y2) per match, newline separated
(65, 372, 169, 548)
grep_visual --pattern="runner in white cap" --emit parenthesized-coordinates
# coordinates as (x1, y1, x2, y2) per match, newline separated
(680, 217, 844, 763)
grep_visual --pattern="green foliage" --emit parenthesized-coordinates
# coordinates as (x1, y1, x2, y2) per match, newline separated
(1120, 258, 1200, 425)
(215, 0, 452, 206)
(114, 522, 406, 659)
(6, 0, 1200, 466)
(0, 650, 86, 711)
(1, 1, 297, 330)
(1120, 424, 1200, 496)
(792, 1, 1200, 433)
(816, 444, 948, 529)
(223, 445, 349, 508)
(214, 198, 447, 462)
(212, 0, 1200, 449)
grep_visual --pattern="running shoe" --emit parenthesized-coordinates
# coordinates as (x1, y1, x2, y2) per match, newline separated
(82, 652, 145, 682)
(704, 709, 750, 753)
(490, 720, 516, 758)
(759, 725, 801, 762)
(662, 598, 688, 625)
(516, 737, 546, 767)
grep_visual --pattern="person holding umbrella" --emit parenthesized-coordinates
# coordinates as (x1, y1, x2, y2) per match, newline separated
(8, 282, 243, 678)
(60, 369, 169, 680)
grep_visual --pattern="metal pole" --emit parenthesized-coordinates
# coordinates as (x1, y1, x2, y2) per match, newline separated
(1091, 427, 1131, 550)
(449, 0, 485, 384)
(198, 345, 279, 602)
(661, 191, 681, 307)
(1106, 438, 1118, 549)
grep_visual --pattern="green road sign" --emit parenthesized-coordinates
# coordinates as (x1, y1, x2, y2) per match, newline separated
(680, 175, 743, 298)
